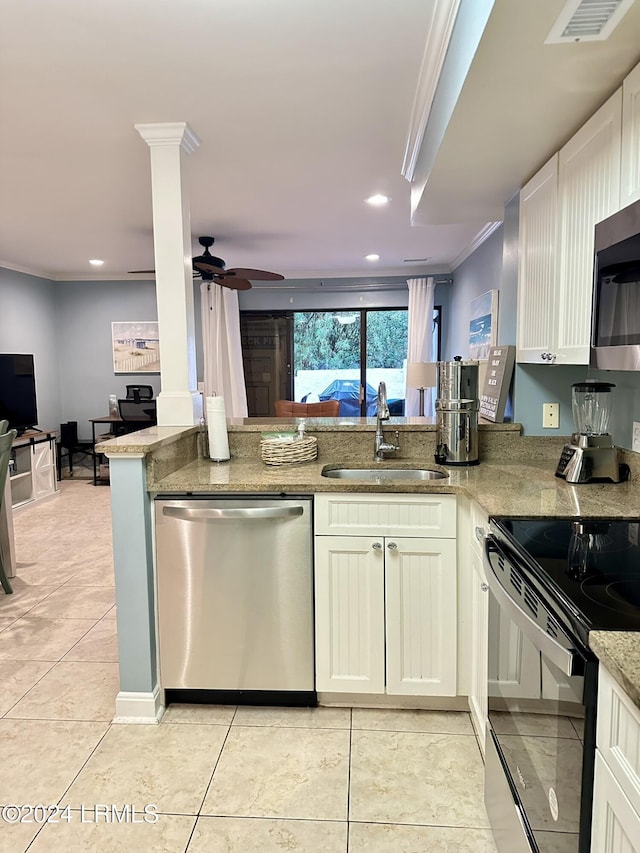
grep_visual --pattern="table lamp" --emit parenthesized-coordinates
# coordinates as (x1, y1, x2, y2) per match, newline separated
(406, 362, 437, 416)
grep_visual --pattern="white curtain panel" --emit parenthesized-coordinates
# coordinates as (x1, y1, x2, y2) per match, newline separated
(200, 282, 248, 418)
(405, 276, 436, 417)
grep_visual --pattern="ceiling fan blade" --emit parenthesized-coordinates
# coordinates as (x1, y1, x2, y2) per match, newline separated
(218, 277, 252, 291)
(226, 267, 284, 281)
(128, 269, 156, 274)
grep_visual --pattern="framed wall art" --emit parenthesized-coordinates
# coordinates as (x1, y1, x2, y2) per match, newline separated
(468, 290, 498, 360)
(111, 321, 160, 374)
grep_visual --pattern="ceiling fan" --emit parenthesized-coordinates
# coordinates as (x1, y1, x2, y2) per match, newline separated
(129, 236, 284, 290)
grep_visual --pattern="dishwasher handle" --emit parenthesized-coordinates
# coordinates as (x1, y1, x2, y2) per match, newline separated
(162, 505, 304, 522)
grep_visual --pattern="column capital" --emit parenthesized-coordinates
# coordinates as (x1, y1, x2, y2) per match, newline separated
(135, 121, 200, 154)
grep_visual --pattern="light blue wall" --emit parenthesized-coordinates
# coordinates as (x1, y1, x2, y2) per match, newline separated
(55, 280, 161, 441)
(0, 268, 62, 431)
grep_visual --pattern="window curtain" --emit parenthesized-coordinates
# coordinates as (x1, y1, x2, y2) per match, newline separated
(405, 276, 436, 417)
(200, 282, 248, 417)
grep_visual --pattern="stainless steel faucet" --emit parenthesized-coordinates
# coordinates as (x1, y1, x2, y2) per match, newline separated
(374, 381, 400, 462)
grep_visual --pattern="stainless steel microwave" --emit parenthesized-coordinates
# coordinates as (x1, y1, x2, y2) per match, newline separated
(591, 198, 640, 370)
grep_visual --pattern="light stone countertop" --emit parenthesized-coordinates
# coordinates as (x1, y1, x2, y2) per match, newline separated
(589, 632, 640, 710)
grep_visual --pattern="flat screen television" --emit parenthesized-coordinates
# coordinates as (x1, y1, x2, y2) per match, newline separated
(0, 353, 38, 435)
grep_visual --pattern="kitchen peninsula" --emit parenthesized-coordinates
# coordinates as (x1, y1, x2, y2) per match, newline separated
(98, 418, 640, 723)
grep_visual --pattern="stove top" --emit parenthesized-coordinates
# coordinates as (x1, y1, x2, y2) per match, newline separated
(491, 517, 640, 644)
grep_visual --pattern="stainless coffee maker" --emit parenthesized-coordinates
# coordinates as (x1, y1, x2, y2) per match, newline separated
(434, 356, 479, 466)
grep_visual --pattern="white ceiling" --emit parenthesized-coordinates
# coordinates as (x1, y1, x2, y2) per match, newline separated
(1, 0, 639, 283)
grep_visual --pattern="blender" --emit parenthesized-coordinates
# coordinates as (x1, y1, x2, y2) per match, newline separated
(555, 382, 622, 483)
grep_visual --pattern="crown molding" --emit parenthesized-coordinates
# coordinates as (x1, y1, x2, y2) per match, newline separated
(0, 260, 54, 279)
(401, 0, 461, 182)
(451, 221, 502, 270)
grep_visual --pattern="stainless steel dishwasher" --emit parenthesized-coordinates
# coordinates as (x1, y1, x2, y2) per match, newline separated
(155, 495, 315, 705)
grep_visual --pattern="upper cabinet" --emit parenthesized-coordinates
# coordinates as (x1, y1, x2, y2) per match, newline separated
(517, 79, 631, 365)
(621, 61, 640, 207)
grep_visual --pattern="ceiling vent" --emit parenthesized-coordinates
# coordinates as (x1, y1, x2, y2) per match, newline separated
(545, 0, 635, 42)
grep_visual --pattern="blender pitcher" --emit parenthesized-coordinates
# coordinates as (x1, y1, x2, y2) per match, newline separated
(571, 381, 615, 436)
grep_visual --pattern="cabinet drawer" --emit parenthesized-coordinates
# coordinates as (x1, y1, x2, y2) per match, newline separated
(470, 500, 489, 558)
(314, 493, 456, 538)
(592, 751, 640, 853)
(597, 666, 640, 817)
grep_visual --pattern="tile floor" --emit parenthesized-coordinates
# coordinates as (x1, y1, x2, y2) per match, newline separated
(0, 481, 497, 852)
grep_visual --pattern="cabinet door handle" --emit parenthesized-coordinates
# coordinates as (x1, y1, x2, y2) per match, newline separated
(475, 526, 486, 542)
(387, 541, 398, 550)
(481, 582, 489, 592)
(372, 542, 383, 551)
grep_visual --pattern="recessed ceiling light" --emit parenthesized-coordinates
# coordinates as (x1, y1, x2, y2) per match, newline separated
(89, 259, 104, 266)
(365, 254, 380, 262)
(366, 194, 390, 206)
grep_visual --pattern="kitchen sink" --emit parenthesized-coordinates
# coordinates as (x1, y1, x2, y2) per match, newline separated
(321, 466, 448, 481)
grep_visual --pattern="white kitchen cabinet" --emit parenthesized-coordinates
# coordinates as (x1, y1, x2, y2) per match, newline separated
(314, 493, 457, 697)
(591, 667, 640, 852)
(516, 154, 558, 364)
(9, 432, 58, 510)
(621, 60, 640, 208)
(556, 88, 622, 365)
(517, 90, 622, 365)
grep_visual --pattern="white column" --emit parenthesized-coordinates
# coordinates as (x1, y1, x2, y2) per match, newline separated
(135, 122, 203, 427)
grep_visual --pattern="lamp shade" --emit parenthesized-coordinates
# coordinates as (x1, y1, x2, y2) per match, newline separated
(406, 361, 437, 388)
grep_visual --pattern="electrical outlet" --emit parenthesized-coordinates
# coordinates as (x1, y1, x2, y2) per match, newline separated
(633, 421, 640, 453)
(543, 402, 560, 429)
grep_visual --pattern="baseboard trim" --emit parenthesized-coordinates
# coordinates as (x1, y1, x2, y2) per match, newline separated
(113, 685, 164, 724)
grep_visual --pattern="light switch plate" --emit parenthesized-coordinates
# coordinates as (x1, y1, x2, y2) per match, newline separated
(633, 421, 640, 453)
(543, 402, 559, 429)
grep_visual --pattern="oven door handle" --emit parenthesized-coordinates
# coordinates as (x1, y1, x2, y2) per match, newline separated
(484, 537, 581, 677)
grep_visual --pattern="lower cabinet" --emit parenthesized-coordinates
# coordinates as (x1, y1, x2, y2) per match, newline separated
(314, 493, 457, 697)
(10, 432, 58, 510)
(591, 666, 640, 852)
(468, 518, 489, 749)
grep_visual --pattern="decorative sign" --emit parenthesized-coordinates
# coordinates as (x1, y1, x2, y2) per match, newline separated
(479, 345, 516, 422)
(469, 289, 498, 360)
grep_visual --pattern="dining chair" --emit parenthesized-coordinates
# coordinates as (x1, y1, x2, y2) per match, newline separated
(0, 427, 18, 594)
(274, 400, 340, 417)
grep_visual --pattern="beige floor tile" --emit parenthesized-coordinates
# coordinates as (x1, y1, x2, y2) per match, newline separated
(0, 579, 60, 618)
(0, 616, 17, 632)
(0, 616, 96, 661)
(351, 708, 473, 734)
(28, 585, 115, 620)
(189, 815, 347, 852)
(349, 822, 498, 851)
(62, 619, 118, 662)
(28, 811, 196, 853)
(162, 703, 236, 725)
(60, 562, 114, 587)
(202, 726, 350, 821)
(0, 659, 55, 716)
(233, 705, 351, 729)
(0, 719, 108, 806)
(349, 730, 489, 827)
(0, 815, 43, 853)
(63, 722, 227, 815)
(6, 661, 119, 721)
(11, 564, 80, 587)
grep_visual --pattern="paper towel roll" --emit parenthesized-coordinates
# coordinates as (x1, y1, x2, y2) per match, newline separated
(206, 396, 230, 461)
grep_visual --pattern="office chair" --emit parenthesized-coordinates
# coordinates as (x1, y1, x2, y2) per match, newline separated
(118, 398, 157, 433)
(125, 385, 154, 403)
(0, 427, 18, 594)
(274, 400, 340, 417)
(57, 421, 91, 479)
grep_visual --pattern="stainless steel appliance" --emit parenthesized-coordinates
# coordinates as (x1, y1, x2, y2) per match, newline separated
(434, 356, 479, 466)
(555, 382, 623, 484)
(155, 495, 316, 705)
(483, 516, 640, 852)
(591, 197, 640, 371)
